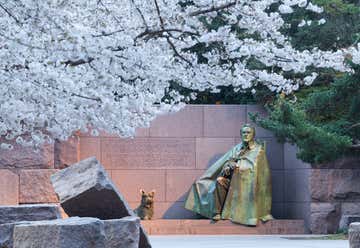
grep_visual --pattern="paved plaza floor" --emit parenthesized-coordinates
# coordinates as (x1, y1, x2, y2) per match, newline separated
(149, 235, 348, 248)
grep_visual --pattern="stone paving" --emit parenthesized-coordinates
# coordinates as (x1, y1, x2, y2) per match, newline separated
(149, 235, 348, 248)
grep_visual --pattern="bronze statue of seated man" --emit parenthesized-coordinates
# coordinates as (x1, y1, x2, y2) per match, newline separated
(185, 124, 273, 226)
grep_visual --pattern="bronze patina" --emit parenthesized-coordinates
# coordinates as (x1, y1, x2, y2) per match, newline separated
(184, 124, 273, 225)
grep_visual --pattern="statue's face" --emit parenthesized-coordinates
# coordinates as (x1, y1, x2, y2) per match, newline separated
(241, 127, 255, 143)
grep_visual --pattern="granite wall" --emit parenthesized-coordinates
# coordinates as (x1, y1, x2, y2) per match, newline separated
(0, 104, 327, 233)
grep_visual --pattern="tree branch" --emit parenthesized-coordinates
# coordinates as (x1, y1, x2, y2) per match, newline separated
(71, 93, 102, 102)
(0, 3, 21, 24)
(135, 28, 198, 41)
(153, 0, 165, 28)
(61, 58, 94, 67)
(189, 1, 237, 16)
(92, 29, 124, 37)
(347, 122, 360, 130)
(130, 0, 149, 29)
(31, 81, 102, 103)
(166, 37, 192, 65)
(97, 0, 121, 24)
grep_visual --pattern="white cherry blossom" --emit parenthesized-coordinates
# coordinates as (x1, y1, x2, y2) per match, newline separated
(0, 0, 359, 148)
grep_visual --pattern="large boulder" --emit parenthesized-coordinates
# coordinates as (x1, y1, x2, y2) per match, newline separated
(0, 204, 61, 225)
(309, 203, 341, 234)
(0, 221, 32, 248)
(13, 217, 105, 248)
(2, 216, 140, 248)
(104, 216, 140, 248)
(349, 222, 360, 248)
(339, 215, 360, 230)
(50, 157, 151, 248)
(310, 169, 360, 202)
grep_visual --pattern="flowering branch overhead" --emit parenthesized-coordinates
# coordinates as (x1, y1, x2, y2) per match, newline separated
(0, 0, 359, 148)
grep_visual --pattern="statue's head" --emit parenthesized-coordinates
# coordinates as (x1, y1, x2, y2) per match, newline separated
(241, 124, 255, 143)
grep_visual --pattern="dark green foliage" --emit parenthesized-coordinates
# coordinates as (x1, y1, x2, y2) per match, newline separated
(162, 80, 278, 104)
(251, 63, 360, 164)
(168, 1, 360, 164)
(283, 0, 360, 51)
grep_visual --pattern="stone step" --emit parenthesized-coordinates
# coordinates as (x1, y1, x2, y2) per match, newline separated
(141, 219, 305, 235)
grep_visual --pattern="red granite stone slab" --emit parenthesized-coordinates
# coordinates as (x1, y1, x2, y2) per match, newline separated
(0, 141, 54, 169)
(149, 105, 203, 137)
(54, 136, 79, 169)
(79, 137, 101, 163)
(101, 138, 195, 169)
(204, 105, 247, 137)
(111, 170, 166, 202)
(195, 137, 236, 170)
(166, 170, 205, 202)
(141, 219, 305, 235)
(19, 169, 59, 203)
(0, 170, 19, 205)
(78, 127, 150, 138)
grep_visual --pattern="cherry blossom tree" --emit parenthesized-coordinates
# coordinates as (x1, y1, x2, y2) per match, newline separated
(0, 0, 359, 148)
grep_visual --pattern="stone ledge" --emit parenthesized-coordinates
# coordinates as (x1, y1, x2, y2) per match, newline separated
(141, 219, 305, 235)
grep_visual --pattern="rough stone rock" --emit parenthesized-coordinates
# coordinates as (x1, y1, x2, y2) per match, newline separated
(19, 169, 59, 203)
(0, 204, 61, 225)
(1, 216, 140, 248)
(104, 216, 140, 248)
(310, 169, 360, 202)
(0, 222, 14, 248)
(313, 156, 360, 169)
(0, 221, 31, 248)
(349, 222, 360, 248)
(13, 217, 105, 248)
(331, 170, 360, 201)
(310, 169, 330, 202)
(50, 157, 151, 248)
(310, 203, 341, 234)
(339, 215, 360, 230)
(342, 203, 360, 216)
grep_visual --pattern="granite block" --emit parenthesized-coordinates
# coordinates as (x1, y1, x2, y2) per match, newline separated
(111, 170, 166, 202)
(0, 170, 19, 205)
(195, 138, 235, 170)
(204, 105, 247, 137)
(166, 170, 204, 202)
(101, 138, 195, 169)
(149, 105, 203, 137)
(19, 169, 59, 203)
(79, 137, 101, 162)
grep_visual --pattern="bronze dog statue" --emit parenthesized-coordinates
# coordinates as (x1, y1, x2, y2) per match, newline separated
(134, 189, 155, 220)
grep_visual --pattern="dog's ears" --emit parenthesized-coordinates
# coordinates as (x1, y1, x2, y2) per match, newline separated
(149, 189, 156, 197)
(140, 189, 146, 195)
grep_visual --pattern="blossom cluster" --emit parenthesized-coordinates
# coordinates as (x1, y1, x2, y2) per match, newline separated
(0, 0, 359, 148)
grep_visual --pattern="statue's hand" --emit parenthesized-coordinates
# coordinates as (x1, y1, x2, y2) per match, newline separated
(217, 176, 230, 188)
(223, 166, 231, 176)
(221, 161, 235, 177)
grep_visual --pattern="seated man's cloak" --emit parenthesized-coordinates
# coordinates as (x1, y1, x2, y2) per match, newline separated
(184, 141, 273, 226)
